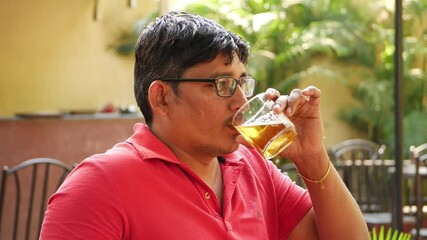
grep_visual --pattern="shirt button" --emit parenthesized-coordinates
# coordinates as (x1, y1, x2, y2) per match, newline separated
(204, 192, 211, 199)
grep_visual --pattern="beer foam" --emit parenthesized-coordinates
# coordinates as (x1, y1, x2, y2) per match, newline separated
(245, 112, 283, 126)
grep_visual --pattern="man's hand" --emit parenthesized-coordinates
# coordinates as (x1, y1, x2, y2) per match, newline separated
(264, 86, 325, 166)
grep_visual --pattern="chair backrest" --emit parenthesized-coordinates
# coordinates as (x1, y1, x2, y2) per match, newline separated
(0, 158, 75, 240)
(413, 143, 427, 239)
(328, 139, 388, 212)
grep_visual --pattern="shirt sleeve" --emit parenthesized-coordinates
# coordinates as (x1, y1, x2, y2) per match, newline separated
(40, 160, 127, 240)
(236, 146, 313, 239)
(267, 160, 312, 239)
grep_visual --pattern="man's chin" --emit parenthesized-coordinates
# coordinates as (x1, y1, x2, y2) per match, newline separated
(235, 135, 253, 149)
(221, 141, 240, 155)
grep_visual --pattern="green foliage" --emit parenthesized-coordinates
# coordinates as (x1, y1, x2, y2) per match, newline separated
(107, 11, 158, 55)
(370, 226, 411, 240)
(336, 0, 427, 157)
(179, 0, 377, 95)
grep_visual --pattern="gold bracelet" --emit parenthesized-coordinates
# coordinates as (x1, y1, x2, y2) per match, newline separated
(299, 161, 332, 190)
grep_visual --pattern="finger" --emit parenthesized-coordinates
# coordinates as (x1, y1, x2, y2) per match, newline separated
(286, 88, 305, 115)
(272, 95, 289, 114)
(302, 86, 321, 98)
(264, 88, 280, 100)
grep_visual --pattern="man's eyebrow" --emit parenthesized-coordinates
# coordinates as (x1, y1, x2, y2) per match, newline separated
(207, 72, 248, 78)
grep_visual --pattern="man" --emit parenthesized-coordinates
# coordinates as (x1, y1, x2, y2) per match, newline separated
(40, 11, 369, 239)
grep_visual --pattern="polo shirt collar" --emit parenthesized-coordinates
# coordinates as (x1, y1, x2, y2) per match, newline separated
(126, 123, 180, 164)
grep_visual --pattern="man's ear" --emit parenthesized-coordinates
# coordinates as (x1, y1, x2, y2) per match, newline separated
(147, 80, 171, 116)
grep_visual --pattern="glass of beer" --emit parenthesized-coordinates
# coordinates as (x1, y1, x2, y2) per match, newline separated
(232, 93, 297, 159)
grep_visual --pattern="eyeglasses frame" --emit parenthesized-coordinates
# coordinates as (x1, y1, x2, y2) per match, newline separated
(159, 76, 256, 98)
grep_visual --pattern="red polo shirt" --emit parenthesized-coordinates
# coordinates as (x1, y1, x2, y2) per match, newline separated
(41, 123, 311, 240)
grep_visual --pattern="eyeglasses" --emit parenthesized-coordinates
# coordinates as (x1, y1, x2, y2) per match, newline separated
(160, 76, 256, 98)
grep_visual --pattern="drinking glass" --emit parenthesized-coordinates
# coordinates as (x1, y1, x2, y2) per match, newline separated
(232, 93, 297, 159)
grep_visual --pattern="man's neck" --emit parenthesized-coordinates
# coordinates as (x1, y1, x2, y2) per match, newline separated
(149, 124, 224, 208)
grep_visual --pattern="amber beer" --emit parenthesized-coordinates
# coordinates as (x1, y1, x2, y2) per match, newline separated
(235, 121, 297, 159)
(233, 93, 297, 159)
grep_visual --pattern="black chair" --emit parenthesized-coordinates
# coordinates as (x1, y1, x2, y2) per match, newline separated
(328, 139, 387, 212)
(328, 139, 415, 227)
(0, 158, 75, 240)
(411, 143, 427, 240)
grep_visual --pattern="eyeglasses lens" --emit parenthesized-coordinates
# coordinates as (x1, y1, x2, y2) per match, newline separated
(241, 78, 255, 97)
(216, 77, 255, 97)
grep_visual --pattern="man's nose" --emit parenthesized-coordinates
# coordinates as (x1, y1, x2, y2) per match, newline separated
(231, 85, 249, 110)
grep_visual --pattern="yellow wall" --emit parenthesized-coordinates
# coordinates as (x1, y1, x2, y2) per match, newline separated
(299, 57, 367, 147)
(0, 0, 157, 116)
